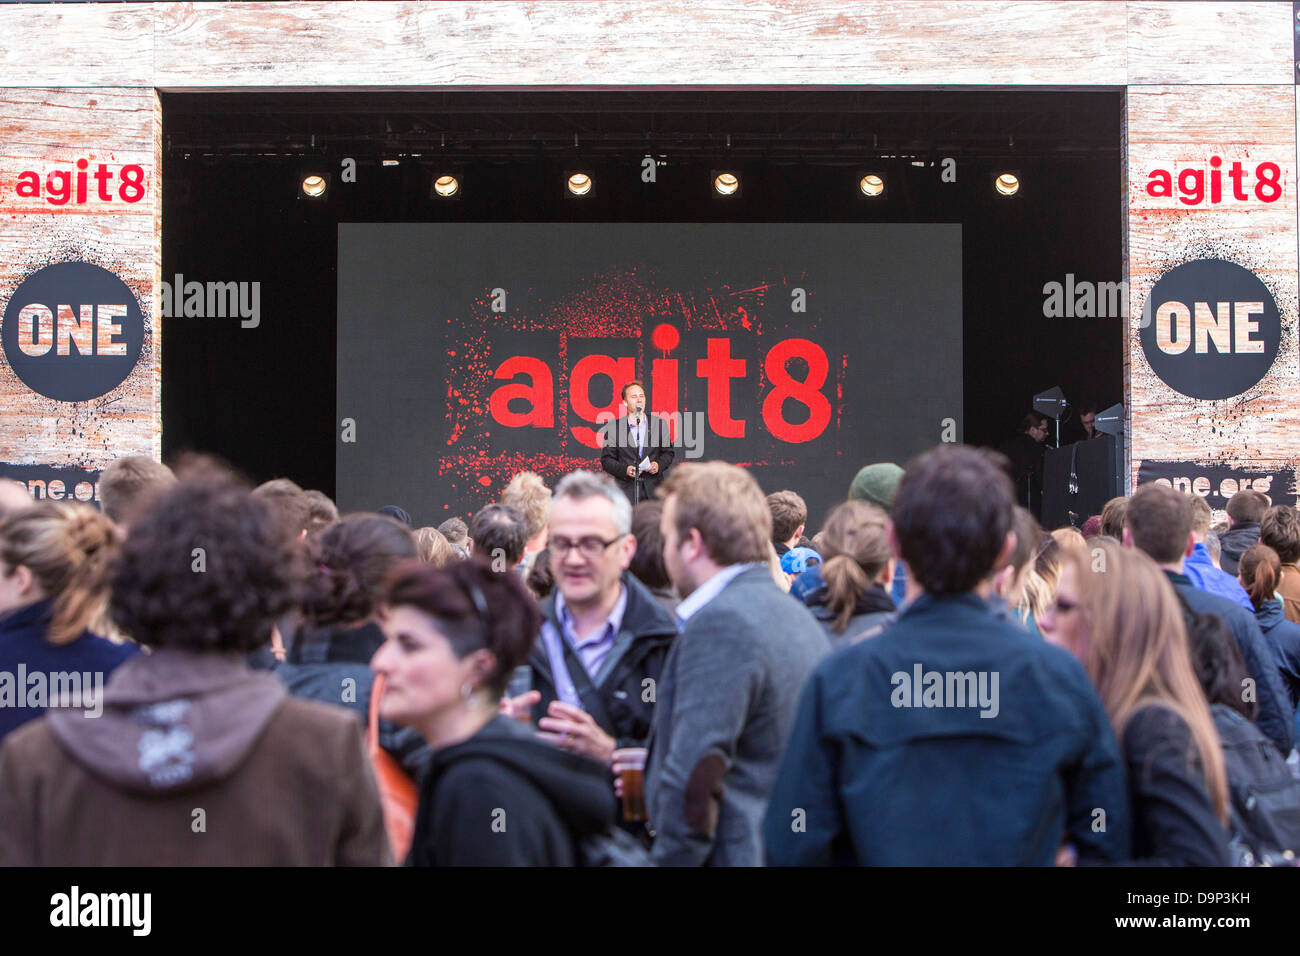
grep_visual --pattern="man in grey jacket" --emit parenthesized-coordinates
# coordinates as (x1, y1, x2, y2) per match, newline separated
(645, 462, 830, 866)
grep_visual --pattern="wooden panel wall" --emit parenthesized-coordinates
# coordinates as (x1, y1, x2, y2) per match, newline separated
(1126, 83, 1300, 505)
(0, 89, 160, 481)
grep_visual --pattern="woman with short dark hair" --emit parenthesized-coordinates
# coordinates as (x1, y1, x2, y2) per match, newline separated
(374, 558, 616, 866)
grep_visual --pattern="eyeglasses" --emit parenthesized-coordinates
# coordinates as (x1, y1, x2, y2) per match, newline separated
(550, 535, 624, 559)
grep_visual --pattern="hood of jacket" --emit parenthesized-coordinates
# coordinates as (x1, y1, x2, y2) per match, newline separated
(805, 579, 895, 621)
(429, 715, 614, 837)
(1255, 595, 1286, 632)
(1220, 522, 1261, 558)
(45, 647, 286, 794)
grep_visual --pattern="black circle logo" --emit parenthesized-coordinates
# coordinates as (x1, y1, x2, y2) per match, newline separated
(1, 262, 144, 402)
(1139, 259, 1279, 401)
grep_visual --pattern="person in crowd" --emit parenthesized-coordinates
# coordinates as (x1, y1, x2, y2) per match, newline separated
(1184, 603, 1300, 861)
(303, 489, 340, 534)
(779, 545, 821, 587)
(649, 462, 829, 866)
(499, 472, 677, 773)
(998, 412, 1049, 516)
(277, 512, 428, 777)
(1205, 528, 1223, 569)
(764, 445, 1128, 866)
(1052, 526, 1088, 558)
(767, 490, 807, 558)
(253, 478, 313, 539)
(1182, 494, 1252, 611)
(1100, 495, 1129, 541)
(1079, 514, 1102, 538)
(525, 548, 555, 601)
(0, 480, 31, 519)
(470, 503, 528, 572)
(377, 504, 413, 528)
(374, 558, 615, 865)
(768, 541, 793, 593)
(1238, 543, 1300, 712)
(798, 499, 894, 648)
(502, 471, 551, 573)
(1125, 484, 1294, 756)
(1260, 505, 1300, 624)
(248, 477, 313, 668)
(1041, 537, 1231, 865)
(987, 506, 1041, 634)
(629, 499, 677, 613)
(438, 517, 471, 556)
(0, 502, 138, 744)
(98, 455, 177, 531)
(0, 459, 388, 865)
(791, 461, 904, 605)
(1016, 530, 1062, 638)
(1220, 489, 1269, 576)
(414, 526, 456, 568)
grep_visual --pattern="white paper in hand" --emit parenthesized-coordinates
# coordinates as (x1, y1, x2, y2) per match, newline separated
(638, 456, 653, 473)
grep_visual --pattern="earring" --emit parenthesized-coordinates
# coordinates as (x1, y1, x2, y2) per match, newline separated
(461, 681, 475, 701)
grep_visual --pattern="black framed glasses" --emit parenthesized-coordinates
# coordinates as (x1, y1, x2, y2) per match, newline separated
(549, 535, 624, 559)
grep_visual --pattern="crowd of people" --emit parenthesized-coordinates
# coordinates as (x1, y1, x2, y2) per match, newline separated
(1, 443, 1299, 866)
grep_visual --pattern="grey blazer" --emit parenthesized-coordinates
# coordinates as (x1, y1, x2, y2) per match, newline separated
(645, 565, 830, 866)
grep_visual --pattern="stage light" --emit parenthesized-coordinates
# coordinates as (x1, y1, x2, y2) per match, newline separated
(382, 159, 400, 167)
(995, 172, 1020, 196)
(713, 171, 740, 196)
(859, 174, 885, 198)
(300, 174, 328, 199)
(433, 174, 460, 198)
(567, 172, 593, 197)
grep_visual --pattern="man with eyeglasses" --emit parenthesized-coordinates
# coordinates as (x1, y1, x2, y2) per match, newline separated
(499, 471, 678, 780)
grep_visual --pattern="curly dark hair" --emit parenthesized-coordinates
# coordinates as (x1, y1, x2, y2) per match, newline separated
(110, 457, 305, 652)
(381, 557, 541, 699)
(302, 513, 417, 626)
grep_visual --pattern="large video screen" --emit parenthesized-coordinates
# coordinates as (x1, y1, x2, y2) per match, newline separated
(338, 223, 962, 528)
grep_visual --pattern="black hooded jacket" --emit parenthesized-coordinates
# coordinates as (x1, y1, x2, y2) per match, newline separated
(528, 572, 678, 749)
(408, 715, 614, 866)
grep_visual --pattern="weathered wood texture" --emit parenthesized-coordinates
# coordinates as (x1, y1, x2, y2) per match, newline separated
(1127, 2, 1294, 86)
(0, 89, 160, 467)
(1126, 84, 1299, 498)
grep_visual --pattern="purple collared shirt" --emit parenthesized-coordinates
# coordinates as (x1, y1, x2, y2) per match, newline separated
(539, 585, 629, 706)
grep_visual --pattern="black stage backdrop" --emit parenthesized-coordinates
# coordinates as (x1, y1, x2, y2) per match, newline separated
(338, 223, 961, 527)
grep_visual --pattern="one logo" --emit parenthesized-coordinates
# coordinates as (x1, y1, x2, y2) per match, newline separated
(1139, 259, 1279, 401)
(1, 262, 144, 402)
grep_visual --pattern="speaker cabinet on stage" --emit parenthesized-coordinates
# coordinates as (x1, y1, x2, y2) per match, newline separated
(1042, 436, 1118, 530)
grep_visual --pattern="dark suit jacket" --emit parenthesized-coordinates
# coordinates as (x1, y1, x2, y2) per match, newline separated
(600, 414, 675, 504)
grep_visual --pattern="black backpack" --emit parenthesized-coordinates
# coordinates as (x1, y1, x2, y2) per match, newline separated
(1211, 703, 1300, 860)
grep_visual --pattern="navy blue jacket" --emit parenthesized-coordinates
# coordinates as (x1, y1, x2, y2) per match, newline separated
(0, 598, 137, 745)
(1167, 572, 1296, 756)
(763, 592, 1130, 865)
(1252, 597, 1300, 713)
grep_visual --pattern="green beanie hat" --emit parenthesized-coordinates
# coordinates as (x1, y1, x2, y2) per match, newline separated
(848, 462, 904, 511)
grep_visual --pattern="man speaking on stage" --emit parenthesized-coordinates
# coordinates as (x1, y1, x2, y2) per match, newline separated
(600, 381, 675, 505)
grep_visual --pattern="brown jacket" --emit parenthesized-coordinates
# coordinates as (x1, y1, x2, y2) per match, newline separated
(1279, 564, 1300, 625)
(0, 649, 390, 866)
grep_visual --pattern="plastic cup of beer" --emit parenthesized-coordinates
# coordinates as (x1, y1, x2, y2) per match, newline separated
(612, 747, 648, 823)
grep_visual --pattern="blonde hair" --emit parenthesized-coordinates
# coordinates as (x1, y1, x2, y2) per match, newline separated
(819, 500, 891, 634)
(0, 501, 120, 645)
(1065, 538, 1228, 823)
(502, 471, 551, 541)
(414, 526, 456, 568)
(1017, 533, 1062, 623)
